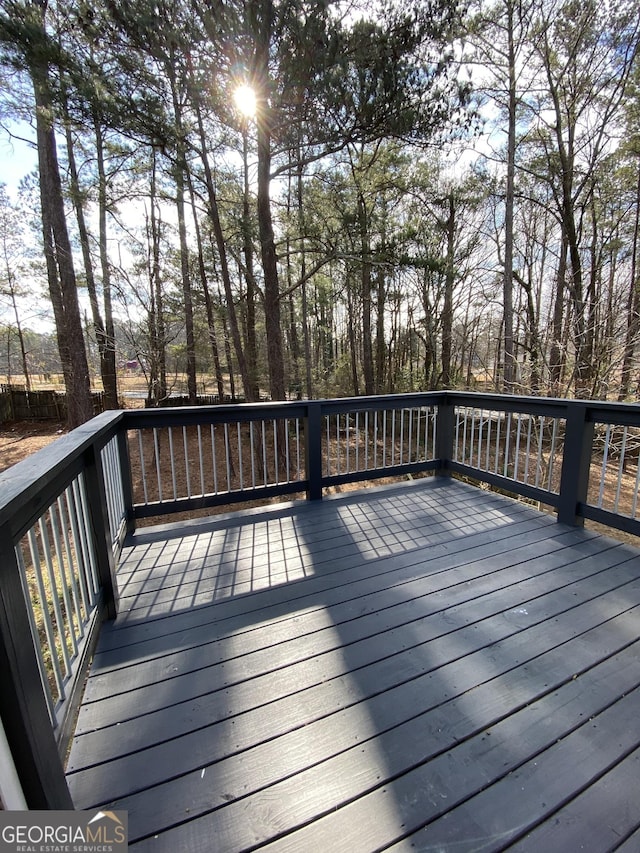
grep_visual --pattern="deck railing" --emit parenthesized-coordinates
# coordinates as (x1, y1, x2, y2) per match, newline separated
(2, 391, 640, 808)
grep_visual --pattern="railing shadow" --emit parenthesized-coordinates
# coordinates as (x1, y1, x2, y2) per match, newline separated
(63, 476, 638, 849)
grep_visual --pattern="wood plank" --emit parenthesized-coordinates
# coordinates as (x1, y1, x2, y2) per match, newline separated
(68, 535, 620, 781)
(65, 480, 640, 852)
(83, 525, 606, 699)
(507, 747, 640, 852)
(382, 687, 640, 853)
(115, 484, 535, 601)
(68, 572, 640, 808)
(111, 495, 548, 628)
(615, 826, 640, 851)
(125, 627, 640, 850)
(71, 534, 627, 742)
(95, 513, 561, 657)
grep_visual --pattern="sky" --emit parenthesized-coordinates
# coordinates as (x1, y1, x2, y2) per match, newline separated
(0, 121, 37, 196)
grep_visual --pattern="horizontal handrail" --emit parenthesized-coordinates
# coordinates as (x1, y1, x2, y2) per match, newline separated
(3, 391, 640, 810)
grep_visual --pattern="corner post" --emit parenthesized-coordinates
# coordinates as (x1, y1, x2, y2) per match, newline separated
(558, 402, 594, 526)
(305, 401, 323, 501)
(435, 394, 455, 477)
(84, 443, 120, 619)
(0, 525, 73, 809)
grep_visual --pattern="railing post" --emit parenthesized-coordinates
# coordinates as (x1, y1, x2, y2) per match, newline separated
(558, 402, 594, 526)
(305, 401, 323, 501)
(84, 444, 120, 619)
(117, 426, 136, 535)
(0, 524, 73, 809)
(435, 394, 455, 476)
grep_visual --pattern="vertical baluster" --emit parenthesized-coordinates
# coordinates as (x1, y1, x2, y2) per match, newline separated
(524, 415, 533, 484)
(101, 443, 115, 538)
(273, 419, 279, 485)
(408, 408, 414, 463)
(210, 425, 219, 494)
(461, 408, 469, 464)
(198, 425, 205, 496)
(476, 409, 483, 470)
(27, 529, 65, 701)
(514, 414, 522, 481)
(76, 477, 100, 600)
(250, 422, 257, 488)
(262, 420, 268, 485)
(503, 412, 512, 478)
(598, 424, 612, 507)
(285, 418, 291, 482)
(48, 504, 78, 657)
(631, 446, 640, 518)
(346, 413, 351, 472)
(391, 410, 396, 466)
(56, 495, 85, 633)
(167, 427, 176, 500)
(355, 411, 360, 471)
(182, 426, 192, 499)
(548, 418, 559, 491)
(365, 411, 370, 469)
(614, 426, 628, 513)
(153, 428, 163, 502)
(494, 413, 501, 474)
(15, 544, 57, 723)
(469, 409, 476, 467)
(485, 411, 492, 471)
(237, 423, 244, 490)
(224, 423, 232, 491)
(382, 410, 387, 468)
(65, 485, 91, 616)
(296, 418, 301, 480)
(535, 416, 544, 489)
(373, 410, 379, 469)
(324, 415, 330, 477)
(138, 430, 148, 504)
(38, 517, 71, 684)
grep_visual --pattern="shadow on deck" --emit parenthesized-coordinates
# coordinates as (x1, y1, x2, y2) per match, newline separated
(66, 478, 640, 851)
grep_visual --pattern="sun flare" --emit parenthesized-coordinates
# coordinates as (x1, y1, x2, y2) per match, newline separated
(234, 84, 257, 118)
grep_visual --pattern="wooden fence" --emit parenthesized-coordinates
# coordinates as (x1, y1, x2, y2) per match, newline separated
(0, 387, 104, 423)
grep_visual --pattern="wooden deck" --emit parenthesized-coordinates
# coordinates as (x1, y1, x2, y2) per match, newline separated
(66, 477, 640, 851)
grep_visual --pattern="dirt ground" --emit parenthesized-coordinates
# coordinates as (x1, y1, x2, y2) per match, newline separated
(0, 420, 68, 474)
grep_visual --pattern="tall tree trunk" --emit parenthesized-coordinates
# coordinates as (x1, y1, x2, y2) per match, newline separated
(94, 117, 118, 409)
(62, 90, 117, 407)
(241, 122, 259, 398)
(549, 232, 567, 393)
(441, 192, 455, 388)
(297, 159, 313, 398)
(194, 98, 254, 400)
(169, 62, 197, 404)
(148, 149, 167, 405)
(187, 171, 225, 401)
(358, 193, 375, 396)
(346, 271, 360, 395)
(502, 0, 516, 391)
(255, 3, 286, 401)
(31, 47, 92, 428)
(619, 162, 640, 400)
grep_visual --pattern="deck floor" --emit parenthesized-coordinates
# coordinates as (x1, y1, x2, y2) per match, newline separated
(66, 477, 640, 851)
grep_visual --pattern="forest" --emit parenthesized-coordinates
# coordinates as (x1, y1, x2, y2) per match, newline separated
(0, 0, 639, 427)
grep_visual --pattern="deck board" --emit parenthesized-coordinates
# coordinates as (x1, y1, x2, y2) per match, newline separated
(66, 478, 640, 851)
